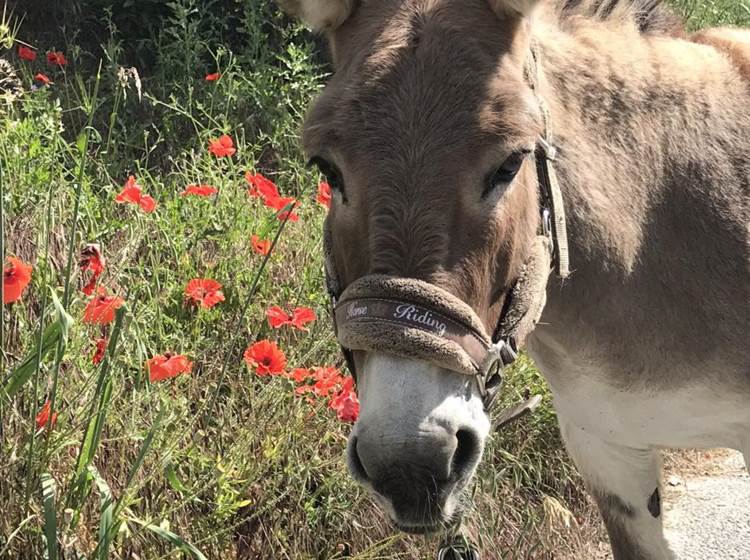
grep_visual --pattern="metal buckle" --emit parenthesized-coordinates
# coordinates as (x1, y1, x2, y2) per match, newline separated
(479, 339, 517, 408)
(537, 136, 557, 161)
(481, 339, 518, 379)
(542, 207, 554, 253)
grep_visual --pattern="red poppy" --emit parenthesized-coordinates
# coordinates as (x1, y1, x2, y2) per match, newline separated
(295, 384, 315, 396)
(138, 195, 156, 213)
(243, 340, 286, 376)
(18, 46, 37, 61)
(80, 244, 105, 276)
(330, 378, 360, 422)
(147, 353, 193, 383)
(181, 184, 217, 197)
(46, 51, 67, 66)
(205, 72, 221, 81)
(265, 306, 287, 328)
(263, 194, 290, 211)
(36, 400, 58, 431)
(265, 196, 300, 222)
(317, 181, 332, 209)
(79, 243, 105, 296)
(184, 278, 225, 309)
(286, 368, 312, 383)
(82, 287, 125, 325)
(277, 209, 300, 222)
(250, 235, 271, 256)
(3, 256, 33, 304)
(293, 366, 345, 399)
(266, 305, 316, 331)
(245, 172, 300, 221)
(311, 366, 345, 397)
(245, 172, 280, 200)
(208, 135, 236, 158)
(115, 176, 141, 204)
(34, 73, 53, 86)
(291, 307, 316, 329)
(92, 337, 108, 365)
(115, 176, 157, 213)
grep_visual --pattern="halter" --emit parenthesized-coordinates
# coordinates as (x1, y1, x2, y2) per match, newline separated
(321, 42, 569, 558)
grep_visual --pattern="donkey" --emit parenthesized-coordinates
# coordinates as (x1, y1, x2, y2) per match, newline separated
(279, 0, 750, 557)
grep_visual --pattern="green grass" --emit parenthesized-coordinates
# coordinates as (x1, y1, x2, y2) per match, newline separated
(671, 0, 750, 29)
(0, 1, 746, 558)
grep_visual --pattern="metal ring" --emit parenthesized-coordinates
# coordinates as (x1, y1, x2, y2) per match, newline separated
(437, 544, 481, 560)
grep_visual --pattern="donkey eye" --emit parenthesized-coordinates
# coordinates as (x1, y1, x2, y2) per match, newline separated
(484, 150, 531, 197)
(309, 157, 345, 195)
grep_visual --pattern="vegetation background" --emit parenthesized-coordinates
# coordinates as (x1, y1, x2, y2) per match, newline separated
(1, 0, 748, 558)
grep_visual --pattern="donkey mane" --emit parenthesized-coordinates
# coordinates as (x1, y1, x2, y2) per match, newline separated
(556, 0, 684, 36)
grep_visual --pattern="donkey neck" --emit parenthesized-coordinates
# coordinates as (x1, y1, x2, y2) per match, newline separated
(526, 22, 750, 388)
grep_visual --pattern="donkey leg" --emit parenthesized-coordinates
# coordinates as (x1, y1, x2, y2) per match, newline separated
(559, 420, 674, 560)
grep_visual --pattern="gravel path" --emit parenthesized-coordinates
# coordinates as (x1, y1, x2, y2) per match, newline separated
(663, 450, 750, 559)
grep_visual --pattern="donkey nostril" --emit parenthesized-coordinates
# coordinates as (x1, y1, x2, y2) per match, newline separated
(348, 436, 371, 482)
(452, 429, 480, 480)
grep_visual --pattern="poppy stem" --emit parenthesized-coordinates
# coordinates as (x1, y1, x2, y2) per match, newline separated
(199, 201, 298, 432)
(104, 86, 122, 158)
(44, 61, 102, 461)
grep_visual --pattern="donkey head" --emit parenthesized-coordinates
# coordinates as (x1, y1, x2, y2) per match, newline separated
(283, 0, 546, 532)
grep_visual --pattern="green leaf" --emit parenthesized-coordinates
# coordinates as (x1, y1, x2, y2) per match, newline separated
(130, 517, 207, 560)
(165, 464, 188, 495)
(49, 290, 74, 335)
(41, 473, 58, 560)
(1, 291, 73, 404)
(88, 465, 116, 560)
(75, 130, 88, 155)
(75, 376, 113, 486)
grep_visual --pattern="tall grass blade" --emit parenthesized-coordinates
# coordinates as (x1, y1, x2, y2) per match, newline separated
(23, 161, 59, 511)
(40, 473, 58, 560)
(120, 405, 163, 505)
(1, 291, 73, 404)
(129, 518, 208, 560)
(165, 464, 189, 495)
(90, 406, 162, 557)
(70, 305, 126, 510)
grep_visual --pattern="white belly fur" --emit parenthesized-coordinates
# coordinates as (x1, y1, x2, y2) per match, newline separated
(551, 374, 748, 451)
(529, 346, 750, 453)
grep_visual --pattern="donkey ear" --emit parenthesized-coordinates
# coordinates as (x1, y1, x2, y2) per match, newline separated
(277, 0, 356, 31)
(487, 0, 542, 18)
